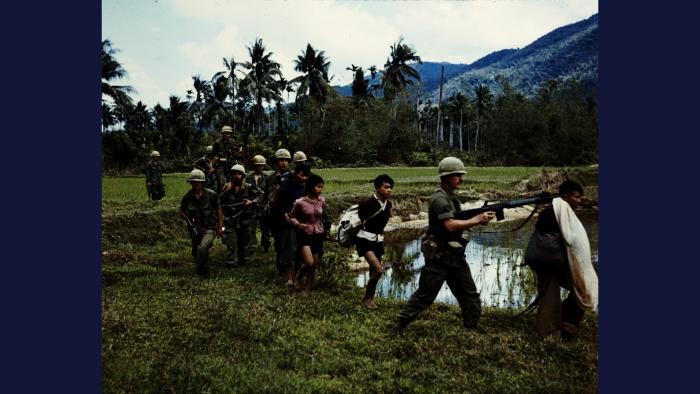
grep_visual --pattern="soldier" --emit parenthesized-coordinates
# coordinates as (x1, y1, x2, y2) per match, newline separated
(180, 169, 223, 277)
(245, 155, 271, 254)
(220, 164, 262, 267)
(269, 148, 292, 274)
(393, 157, 495, 333)
(292, 151, 307, 164)
(144, 150, 165, 200)
(271, 162, 311, 286)
(194, 145, 219, 192)
(212, 125, 244, 189)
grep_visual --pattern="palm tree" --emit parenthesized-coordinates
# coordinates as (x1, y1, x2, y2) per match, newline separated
(188, 75, 212, 130)
(212, 56, 242, 121)
(348, 65, 369, 98)
(474, 84, 493, 151)
(381, 38, 421, 102)
(291, 43, 332, 104)
(101, 102, 116, 132)
(240, 38, 283, 135)
(101, 39, 135, 104)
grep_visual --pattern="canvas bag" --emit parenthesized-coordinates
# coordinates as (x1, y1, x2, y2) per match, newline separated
(337, 203, 384, 247)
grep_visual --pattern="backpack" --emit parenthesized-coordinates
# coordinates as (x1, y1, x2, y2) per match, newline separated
(337, 203, 384, 247)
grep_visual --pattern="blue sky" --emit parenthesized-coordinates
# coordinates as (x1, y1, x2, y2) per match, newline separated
(102, 0, 598, 108)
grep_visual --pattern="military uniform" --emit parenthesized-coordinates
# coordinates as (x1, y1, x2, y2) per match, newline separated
(144, 160, 165, 200)
(212, 138, 243, 187)
(270, 173, 304, 275)
(220, 182, 262, 266)
(245, 171, 271, 254)
(398, 188, 481, 328)
(195, 155, 220, 192)
(180, 187, 220, 276)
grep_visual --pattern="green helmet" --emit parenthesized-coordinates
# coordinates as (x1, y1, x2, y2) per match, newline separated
(206, 145, 213, 153)
(230, 164, 245, 174)
(438, 157, 467, 177)
(275, 149, 291, 159)
(150, 150, 160, 157)
(253, 155, 266, 165)
(221, 125, 233, 134)
(187, 169, 206, 182)
(293, 151, 307, 163)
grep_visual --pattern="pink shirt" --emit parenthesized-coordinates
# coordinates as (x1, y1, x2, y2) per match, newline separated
(290, 196, 327, 235)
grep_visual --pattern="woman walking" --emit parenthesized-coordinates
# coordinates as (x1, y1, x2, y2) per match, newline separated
(289, 174, 327, 294)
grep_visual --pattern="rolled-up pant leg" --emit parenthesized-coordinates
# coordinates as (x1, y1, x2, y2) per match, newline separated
(398, 263, 447, 326)
(446, 264, 482, 327)
(195, 230, 215, 275)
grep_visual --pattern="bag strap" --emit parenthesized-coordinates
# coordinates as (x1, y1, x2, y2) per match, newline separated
(361, 203, 385, 229)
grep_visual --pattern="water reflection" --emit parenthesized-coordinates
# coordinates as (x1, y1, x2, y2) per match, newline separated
(355, 217, 598, 309)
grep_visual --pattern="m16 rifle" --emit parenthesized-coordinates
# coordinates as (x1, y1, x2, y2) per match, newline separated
(454, 192, 563, 221)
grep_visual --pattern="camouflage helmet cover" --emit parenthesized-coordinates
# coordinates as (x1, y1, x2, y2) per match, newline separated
(221, 125, 233, 133)
(438, 156, 467, 177)
(253, 155, 266, 165)
(150, 150, 160, 157)
(275, 148, 291, 159)
(187, 169, 206, 182)
(230, 164, 246, 174)
(293, 151, 307, 163)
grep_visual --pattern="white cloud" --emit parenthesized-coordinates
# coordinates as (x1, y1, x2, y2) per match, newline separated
(118, 55, 170, 107)
(107, 0, 598, 107)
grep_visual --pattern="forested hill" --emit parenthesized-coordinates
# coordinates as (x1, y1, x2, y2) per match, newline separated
(335, 14, 597, 100)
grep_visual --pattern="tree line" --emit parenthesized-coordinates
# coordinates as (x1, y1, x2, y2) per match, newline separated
(102, 38, 597, 173)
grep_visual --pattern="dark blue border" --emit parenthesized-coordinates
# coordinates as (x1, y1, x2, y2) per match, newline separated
(600, 2, 700, 392)
(6, 0, 101, 392)
(6, 0, 700, 392)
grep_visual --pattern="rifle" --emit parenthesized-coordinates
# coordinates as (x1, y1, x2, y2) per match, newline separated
(454, 192, 563, 221)
(184, 215, 199, 238)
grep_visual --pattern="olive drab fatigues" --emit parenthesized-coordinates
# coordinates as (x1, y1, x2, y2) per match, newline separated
(212, 139, 243, 189)
(398, 188, 481, 328)
(144, 161, 165, 200)
(180, 188, 220, 276)
(220, 182, 261, 266)
(195, 155, 220, 192)
(246, 172, 271, 255)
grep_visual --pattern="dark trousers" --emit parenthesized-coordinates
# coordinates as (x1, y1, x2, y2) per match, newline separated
(247, 215, 271, 254)
(223, 222, 250, 266)
(533, 268, 585, 338)
(398, 260, 481, 327)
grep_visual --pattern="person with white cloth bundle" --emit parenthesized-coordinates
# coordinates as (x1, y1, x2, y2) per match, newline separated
(524, 180, 599, 340)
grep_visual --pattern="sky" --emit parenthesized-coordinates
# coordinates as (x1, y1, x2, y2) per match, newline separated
(102, 0, 598, 108)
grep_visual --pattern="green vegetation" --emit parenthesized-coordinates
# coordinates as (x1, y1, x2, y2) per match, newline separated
(102, 167, 598, 392)
(102, 37, 598, 174)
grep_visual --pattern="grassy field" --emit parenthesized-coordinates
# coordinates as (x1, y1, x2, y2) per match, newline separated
(102, 166, 598, 393)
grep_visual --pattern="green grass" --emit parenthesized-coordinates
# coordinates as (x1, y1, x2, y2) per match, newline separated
(102, 166, 598, 392)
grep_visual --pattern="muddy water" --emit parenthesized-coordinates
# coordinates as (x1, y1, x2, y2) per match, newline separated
(355, 214, 598, 309)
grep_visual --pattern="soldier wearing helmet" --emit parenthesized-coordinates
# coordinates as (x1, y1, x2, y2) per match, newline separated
(220, 164, 263, 267)
(180, 169, 223, 277)
(144, 150, 165, 200)
(292, 151, 307, 164)
(212, 125, 244, 189)
(267, 148, 294, 274)
(393, 157, 495, 334)
(246, 155, 271, 254)
(194, 145, 219, 192)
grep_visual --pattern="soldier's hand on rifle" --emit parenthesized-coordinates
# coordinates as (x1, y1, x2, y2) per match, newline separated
(478, 211, 496, 225)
